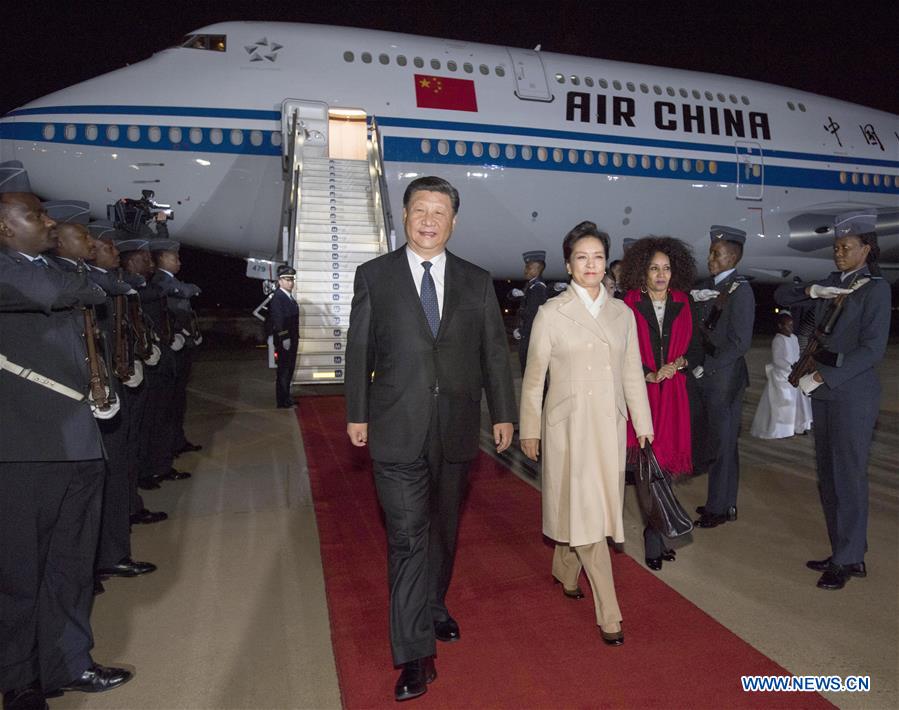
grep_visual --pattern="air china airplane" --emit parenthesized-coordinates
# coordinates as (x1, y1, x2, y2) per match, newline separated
(1, 20, 897, 284)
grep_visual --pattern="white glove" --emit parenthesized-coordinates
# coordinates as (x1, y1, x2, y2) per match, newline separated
(171, 333, 186, 351)
(512, 328, 521, 341)
(282, 338, 292, 351)
(809, 284, 853, 299)
(126, 288, 138, 295)
(553, 282, 568, 292)
(91, 394, 121, 420)
(193, 334, 203, 346)
(692, 365, 704, 379)
(144, 343, 161, 366)
(799, 372, 823, 395)
(690, 289, 719, 302)
(510, 288, 525, 298)
(123, 360, 143, 388)
(181, 328, 192, 337)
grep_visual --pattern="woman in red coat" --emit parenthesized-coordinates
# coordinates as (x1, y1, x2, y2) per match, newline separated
(619, 237, 703, 570)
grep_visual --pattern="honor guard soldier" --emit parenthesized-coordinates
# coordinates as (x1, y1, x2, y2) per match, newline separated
(690, 226, 755, 528)
(148, 237, 203, 456)
(774, 211, 890, 589)
(269, 265, 300, 408)
(1, 191, 133, 710)
(511, 250, 548, 372)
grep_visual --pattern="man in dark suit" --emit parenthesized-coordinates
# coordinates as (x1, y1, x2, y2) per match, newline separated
(268, 265, 300, 408)
(345, 176, 516, 701)
(690, 226, 755, 528)
(0, 192, 132, 710)
(512, 250, 548, 372)
(774, 211, 890, 590)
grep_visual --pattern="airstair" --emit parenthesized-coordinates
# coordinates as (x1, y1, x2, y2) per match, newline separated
(279, 101, 393, 384)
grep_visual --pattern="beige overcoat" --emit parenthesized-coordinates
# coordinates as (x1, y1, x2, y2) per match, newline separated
(519, 287, 653, 547)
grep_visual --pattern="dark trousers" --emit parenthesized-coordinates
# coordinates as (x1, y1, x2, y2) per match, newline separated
(171, 349, 194, 452)
(643, 526, 669, 559)
(699, 379, 745, 514)
(140, 361, 176, 480)
(0, 460, 104, 693)
(275, 345, 297, 407)
(812, 395, 878, 565)
(372, 403, 470, 666)
(96, 397, 133, 568)
(123, 381, 149, 515)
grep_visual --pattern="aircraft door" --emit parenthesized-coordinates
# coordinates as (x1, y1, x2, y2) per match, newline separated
(281, 99, 329, 159)
(735, 141, 764, 200)
(506, 49, 553, 102)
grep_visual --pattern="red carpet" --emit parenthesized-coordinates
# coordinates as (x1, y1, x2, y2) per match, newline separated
(298, 397, 831, 709)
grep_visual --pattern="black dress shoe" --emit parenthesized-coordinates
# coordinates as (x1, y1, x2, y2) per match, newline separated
(97, 557, 157, 578)
(394, 657, 436, 702)
(695, 505, 737, 521)
(129, 508, 168, 525)
(695, 512, 728, 528)
(645, 557, 663, 571)
(817, 564, 853, 590)
(600, 628, 624, 646)
(162, 468, 191, 481)
(806, 558, 867, 577)
(434, 617, 460, 643)
(178, 441, 203, 453)
(55, 664, 133, 693)
(661, 549, 677, 561)
(3, 681, 47, 710)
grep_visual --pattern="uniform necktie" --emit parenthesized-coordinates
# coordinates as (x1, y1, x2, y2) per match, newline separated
(420, 261, 440, 337)
(33, 256, 49, 268)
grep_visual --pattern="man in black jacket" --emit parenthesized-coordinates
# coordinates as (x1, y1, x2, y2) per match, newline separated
(268, 265, 300, 408)
(345, 176, 516, 701)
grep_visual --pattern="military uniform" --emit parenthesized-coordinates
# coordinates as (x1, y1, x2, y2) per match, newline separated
(269, 265, 300, 408)
(692, 227, 755, 526)
(513, 250, 548, 372)
(774, 211, 890, 589)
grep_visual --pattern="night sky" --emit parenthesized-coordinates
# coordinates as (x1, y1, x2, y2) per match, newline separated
(3, 0, 897, 312)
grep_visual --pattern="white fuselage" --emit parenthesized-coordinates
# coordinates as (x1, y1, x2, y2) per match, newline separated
(1, 21, 897, 281)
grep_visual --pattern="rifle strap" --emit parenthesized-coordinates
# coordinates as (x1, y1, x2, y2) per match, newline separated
(0, 353, 87, 402)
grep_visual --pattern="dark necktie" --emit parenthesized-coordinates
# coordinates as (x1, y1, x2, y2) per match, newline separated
(33, 256, 49, 268)
(420, 261, 440, 337)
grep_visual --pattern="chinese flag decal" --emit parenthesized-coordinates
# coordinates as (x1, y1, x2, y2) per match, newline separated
(414, 74, 478, 112)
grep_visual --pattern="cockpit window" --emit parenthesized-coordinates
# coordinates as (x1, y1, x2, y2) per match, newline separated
(180, 34, 227, 51)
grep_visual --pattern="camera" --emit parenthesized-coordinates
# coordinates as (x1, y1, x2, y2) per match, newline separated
(110, 190, 174, 233)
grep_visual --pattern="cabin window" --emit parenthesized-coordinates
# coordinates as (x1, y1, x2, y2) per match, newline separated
(504, 144, 516, 159)
(584, 77, 594, 87)
(472, 142, 484, 157)
(443, 60, 455, 72)
(583, 150, 593, 165)
(627, 154, 637, 168)
(414, 57, 424, 68)
(612, 80, 622, 90)
(250, 130, 263, 147)
(495, 66, 505, 77)
(787, 101, 795, 110)
(552, 148, 563, 163)
(182, 35, 226, 51)
(873, 174, 880, 186)
(127, 125, 141, 142)
(488, 143, 500, 159)
(729, 94, 738, 104)
(678, 88, 687, 98)
(229, 130, 243, 146)
(598, 78, 609, 89)
(147, 126, 161, 143)
(741, 95, 750, 105)
(537, 147, 548, 162)
(884, 175, 892, 187)
(437, 139, 449, 156)
(626, 81, 635, 92)
(639, 83, 648, 94)
(210, 128, 223, 145)
(716, 92, 726, 102)
(653, 85, 662, 95)
(655, 156, 664, 170)
(420, 139, 431, 154)
(463, 62, 473, 73)
(704, 91, 714, 101)
(568, 149, 578, 164)
(379, 54, 389, 65)
(641, 155, 650, 169)
(668, 157, 678, 171)
(708, 160, 718, 174)
(431, 59, 441, 70)
(270, 131, 282, 147)
(612, 153, 622, 167)
(598, 152, 608, 166)
(42, 124, 56, 140)
(666, 86, 675, 97)
(454, 141, 466, 157)
(692, 89, 701, 99)
(521, 145, 533, 160)
(695, 159, 705, 173)
(851, 173, 859, 184)
(798, 103, 807, 112)
(167, 127, 180, 143)
(85, 125, 99, 141)
(361, 52, 372, 64)
(861, 173, 869, 185)
(343, 51, 354, 62)
(64, 124, 77, 140)
(479, 64, 489, 75)
(108, 125, 121, 141)
(570, 75, 580, 86)
(189, 127, 203, 144)
(682, 158, 692, 172)
(839, 171, 848, 184)
(397, 55, 407, 66)
(555, 73, 565, 84)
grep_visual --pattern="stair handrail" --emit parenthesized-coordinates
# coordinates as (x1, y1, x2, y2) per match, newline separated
(278, 109, 305, 267)
(367, 118, 394, 251)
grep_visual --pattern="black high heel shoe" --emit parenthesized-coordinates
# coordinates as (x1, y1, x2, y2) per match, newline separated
(645, 557, 663, 571)
(553, 578, 585, 599)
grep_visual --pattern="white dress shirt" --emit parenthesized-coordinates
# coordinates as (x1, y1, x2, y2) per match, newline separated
(713, 268, 736, 285)
(279, 287, 295, 301)
(570, 281, 606, 319)
(406, 246, 446, 316)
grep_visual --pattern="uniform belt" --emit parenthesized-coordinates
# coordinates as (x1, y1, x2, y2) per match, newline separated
(0, 353, 87, 402)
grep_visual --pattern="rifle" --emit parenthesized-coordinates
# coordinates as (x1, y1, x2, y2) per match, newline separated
(112, 270, 134, 379)
(128, 295, 152, 360)
(77, 262, 115, 410)
(788, 277, 870, 387)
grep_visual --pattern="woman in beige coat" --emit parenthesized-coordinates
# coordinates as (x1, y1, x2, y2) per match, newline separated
(520, 221, 654, 645)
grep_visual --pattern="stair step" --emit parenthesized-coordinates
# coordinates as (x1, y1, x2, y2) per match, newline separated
(294, 242, 382, 253)
(300, 325, 349, 339)
(292, 367, 345, 385)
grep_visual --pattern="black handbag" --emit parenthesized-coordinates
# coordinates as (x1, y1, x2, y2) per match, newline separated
(634, 443, 693, 538)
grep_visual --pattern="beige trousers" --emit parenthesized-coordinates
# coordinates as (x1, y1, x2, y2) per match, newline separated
(552, 542, 622, 632)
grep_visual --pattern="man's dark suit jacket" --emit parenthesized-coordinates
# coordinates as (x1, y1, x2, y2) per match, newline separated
(268, 288, 300, 348)
(0, 249, 107, 462)
(346, 246, 516, 464)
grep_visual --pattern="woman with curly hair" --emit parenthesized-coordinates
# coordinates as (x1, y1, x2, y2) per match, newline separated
(619, 236, 704, 571)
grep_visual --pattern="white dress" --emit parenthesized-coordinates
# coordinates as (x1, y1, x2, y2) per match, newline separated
(750, 333, 814, 439)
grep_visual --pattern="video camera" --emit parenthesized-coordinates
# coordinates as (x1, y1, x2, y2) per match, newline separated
(110, 190, 174, 233)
